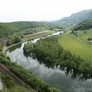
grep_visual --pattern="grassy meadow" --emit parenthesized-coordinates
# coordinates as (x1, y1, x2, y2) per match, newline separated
(77, 29, 92, 46)
(22, 30, 54, 42)
(58, 31, 92, 62)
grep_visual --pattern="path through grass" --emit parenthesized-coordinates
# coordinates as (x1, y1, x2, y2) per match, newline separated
(58, 31, 92, 62)
(77, 29, 92, 46)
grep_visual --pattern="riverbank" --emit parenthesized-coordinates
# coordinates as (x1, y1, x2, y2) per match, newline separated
(2, 30, 55, 53)
(58, 31, 92, 62)
(0, 30, 62, 92)
(0, 53, 61, 92)
(8, 31, 92, 92)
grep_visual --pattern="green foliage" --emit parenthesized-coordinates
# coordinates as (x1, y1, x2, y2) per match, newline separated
(0, 21, 63, 46)
(0, 52, 61, 92)
(1, 72, 15, 88)
(0, 21, 63, 38)
(23, 35, 92, 78)
(23, 42, 33, 57)
(7, 36, 21, 46)
(0, 86, 36, 92)
(31, 36, 63, 66)
(22, 31, 54, 42)
(56, 9, 92, 27)
(0, 43, 3, 51)
(73, 19, 92, 31)
(75, 29, 92, 46)
(58, 31, 92, 61)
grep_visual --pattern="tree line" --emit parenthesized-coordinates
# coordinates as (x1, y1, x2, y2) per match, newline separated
(23, 36, 92, 79)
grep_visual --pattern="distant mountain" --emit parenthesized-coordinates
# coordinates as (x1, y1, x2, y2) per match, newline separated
(56, 9, 92, 27)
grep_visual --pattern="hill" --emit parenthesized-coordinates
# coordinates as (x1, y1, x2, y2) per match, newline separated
(73, 19, 92, 31)
(0, 21, 63, 46)
(56, 9, 92, 27)
(0, 21, 63, 38)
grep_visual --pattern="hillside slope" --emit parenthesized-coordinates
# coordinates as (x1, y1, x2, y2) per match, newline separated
(56, 9, 92, 27)
(73, 19, 92, 31)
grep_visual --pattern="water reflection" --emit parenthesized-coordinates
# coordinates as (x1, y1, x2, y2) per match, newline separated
(7, 44, 92, 92)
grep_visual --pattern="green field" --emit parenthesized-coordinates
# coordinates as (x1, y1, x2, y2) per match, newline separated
(22, 30, 54, 42)
(77, 29, 92, 46)
(58, 31, 92, 62)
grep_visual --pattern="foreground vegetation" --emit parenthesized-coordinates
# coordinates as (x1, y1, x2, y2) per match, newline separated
(0, 52, 61, 92)
(0, 86, 35, 92)
(0, 73, 34, 92)
(24, 36, 92, 79)
(0, 72, 15, 89)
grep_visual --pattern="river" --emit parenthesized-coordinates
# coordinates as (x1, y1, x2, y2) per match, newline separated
(7, 31, 92, 92)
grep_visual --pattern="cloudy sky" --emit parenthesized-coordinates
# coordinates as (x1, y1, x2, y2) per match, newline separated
(0, 0, 92, 22)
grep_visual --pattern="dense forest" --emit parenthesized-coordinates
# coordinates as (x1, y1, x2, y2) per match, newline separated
(24, 36, 92, 79)
(73, 19, 92, 31)
(0, 21, 63, 38)
(0, 21, 63, 46)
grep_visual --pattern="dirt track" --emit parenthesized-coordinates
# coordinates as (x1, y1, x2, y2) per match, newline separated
(0, 64, 32, 89)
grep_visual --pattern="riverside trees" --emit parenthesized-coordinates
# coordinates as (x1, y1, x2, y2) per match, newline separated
(23, 36, 92, 79)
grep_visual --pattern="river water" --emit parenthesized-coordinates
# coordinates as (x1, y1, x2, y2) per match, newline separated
(7, 32, 92, 92)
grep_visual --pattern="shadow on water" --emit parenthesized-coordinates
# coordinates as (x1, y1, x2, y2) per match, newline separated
(23, 50, 92, 81)
(30, 55, 92, 80)
(22, 53, 92, 92)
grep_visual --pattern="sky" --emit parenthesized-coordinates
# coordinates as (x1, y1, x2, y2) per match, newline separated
(0, 0, 92, 22)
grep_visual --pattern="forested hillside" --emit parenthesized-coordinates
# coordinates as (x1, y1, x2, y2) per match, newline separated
(0, 21, 63, 38)
(0, 21, 63, 46)
(56, 9, 92, 27)
(73, 19, 92, 31)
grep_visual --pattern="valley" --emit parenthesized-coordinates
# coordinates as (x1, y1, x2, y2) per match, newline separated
(0, 9, 92, 92)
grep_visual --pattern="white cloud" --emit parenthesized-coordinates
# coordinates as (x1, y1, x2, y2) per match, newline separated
(0, 0, 92, 22)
